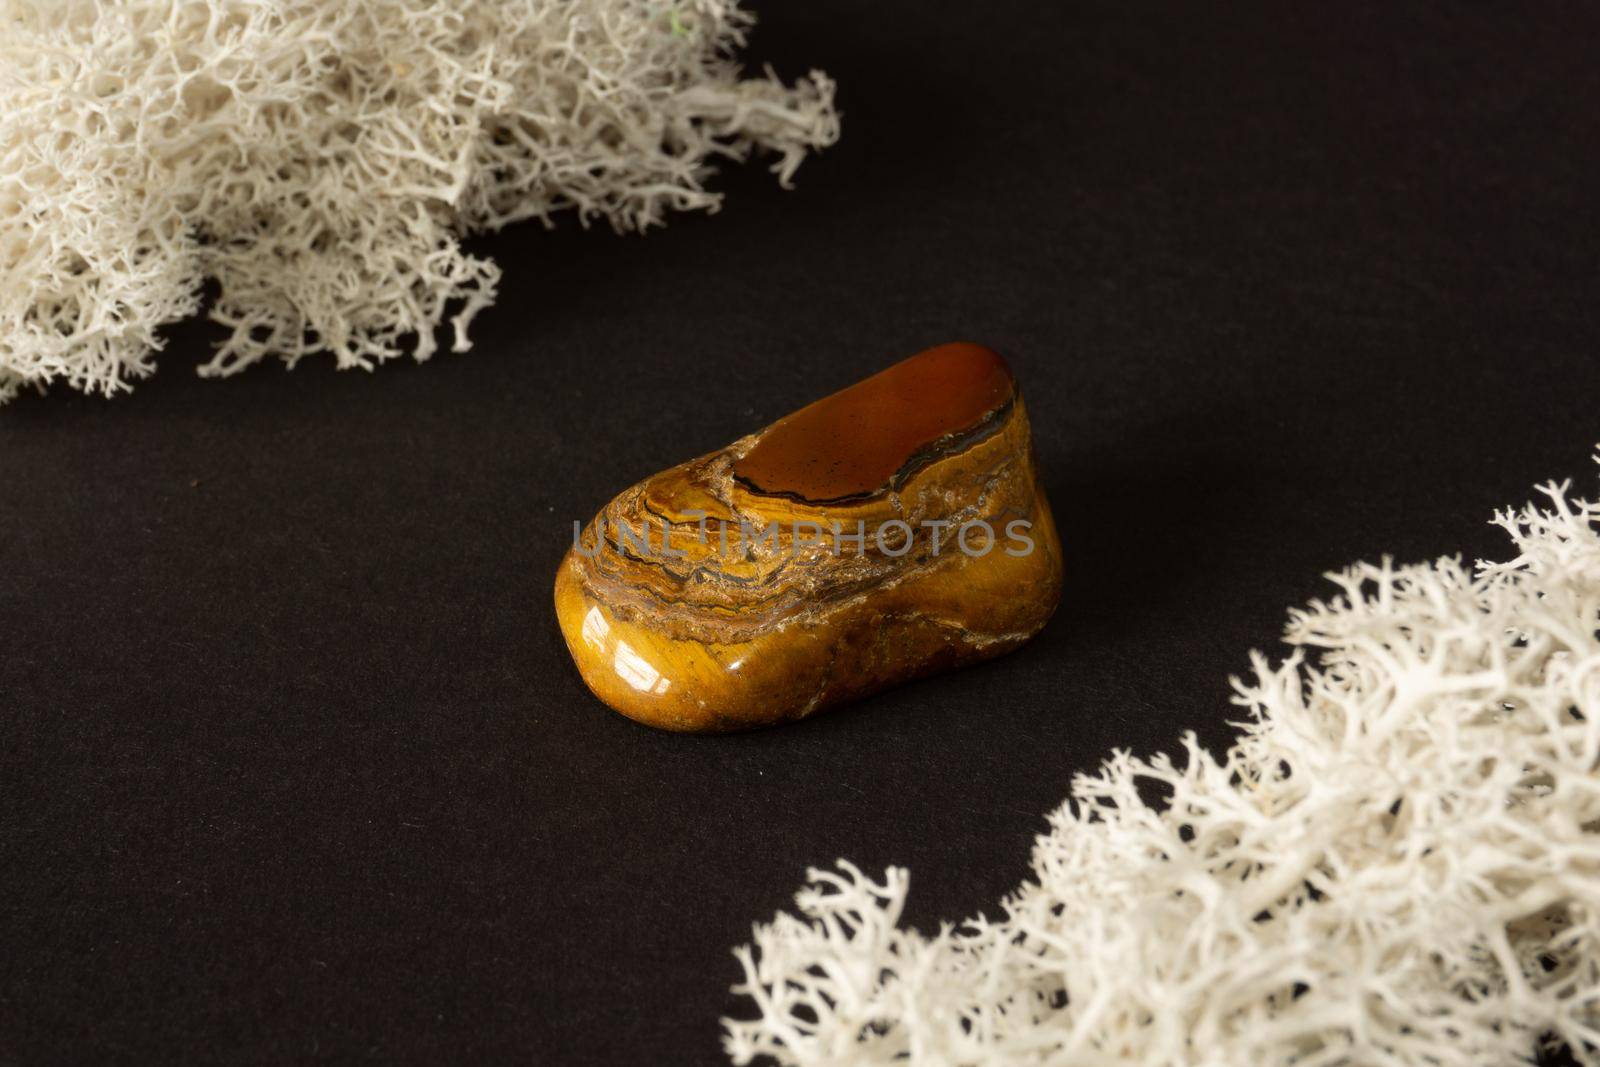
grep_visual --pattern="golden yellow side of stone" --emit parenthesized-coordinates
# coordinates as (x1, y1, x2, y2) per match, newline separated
(554, 343, 1064, 732)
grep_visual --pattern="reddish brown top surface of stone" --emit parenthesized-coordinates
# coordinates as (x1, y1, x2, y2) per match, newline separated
(733, 342, 1015, 502)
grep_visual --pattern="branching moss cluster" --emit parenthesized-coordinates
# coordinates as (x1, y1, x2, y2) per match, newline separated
(728, 467, 1600, 1066)
(0, 0, 837, 403)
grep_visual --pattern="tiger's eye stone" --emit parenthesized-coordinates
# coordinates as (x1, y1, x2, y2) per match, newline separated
(553, 342, 1063, 732)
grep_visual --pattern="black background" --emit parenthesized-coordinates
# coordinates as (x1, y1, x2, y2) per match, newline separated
(3, 1, 1598, 1063)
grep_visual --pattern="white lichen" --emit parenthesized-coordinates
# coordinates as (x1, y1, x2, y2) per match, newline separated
(0, 0, 837, 404)
(726, 465, 1600, 1066)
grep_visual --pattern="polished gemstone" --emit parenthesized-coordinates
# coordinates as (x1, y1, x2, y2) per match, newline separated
(554, 342, 1063, 732)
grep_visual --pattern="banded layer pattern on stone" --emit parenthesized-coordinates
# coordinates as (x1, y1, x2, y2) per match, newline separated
(554, 342, 1063, 732)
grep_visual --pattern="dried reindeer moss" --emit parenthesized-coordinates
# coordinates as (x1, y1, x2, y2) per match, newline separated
(728, 469, 1600, 1067)
(0, 0, 837, 403)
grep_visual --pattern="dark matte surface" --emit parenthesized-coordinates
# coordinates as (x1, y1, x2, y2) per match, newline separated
(3, 1, 1598, 1063)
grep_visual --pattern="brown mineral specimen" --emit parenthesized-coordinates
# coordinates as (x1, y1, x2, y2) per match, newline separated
(553, 343, 1063, 732)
